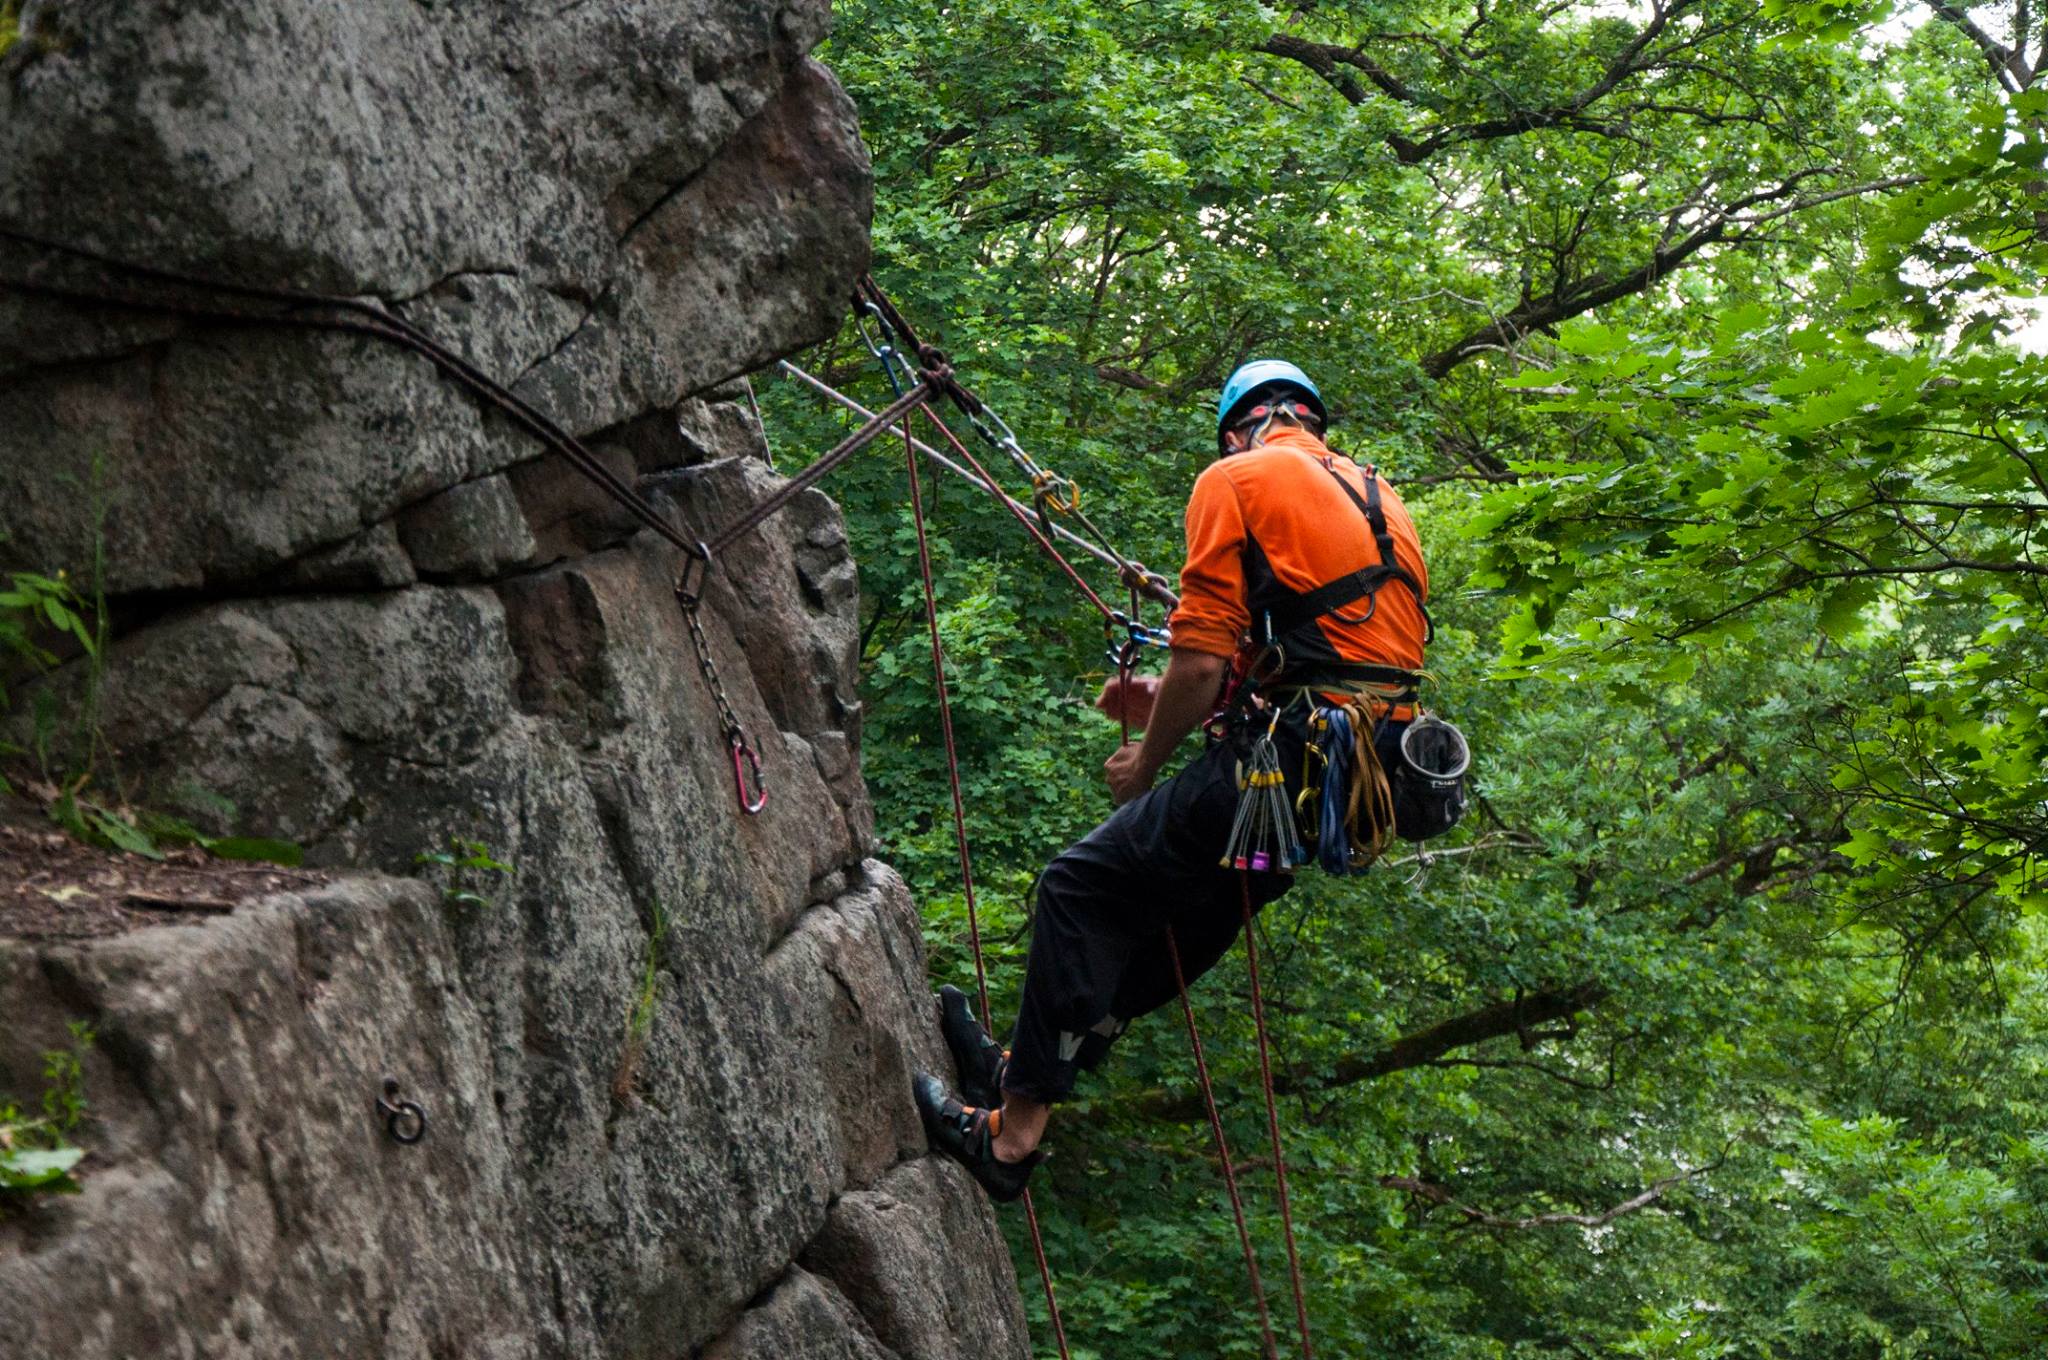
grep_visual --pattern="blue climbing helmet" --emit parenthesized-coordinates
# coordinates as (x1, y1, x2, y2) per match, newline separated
(1216, 359, 1326, 452)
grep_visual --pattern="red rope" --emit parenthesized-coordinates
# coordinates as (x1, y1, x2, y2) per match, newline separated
(903, 415, 1073, 1360)
(916, 406, 1122, 622)
(1168, 927, 1281, 1359)
(1240, 872, 1314, 1358)
(904, 393, 1306, 1359)
(1119, 588, 1277, 1357)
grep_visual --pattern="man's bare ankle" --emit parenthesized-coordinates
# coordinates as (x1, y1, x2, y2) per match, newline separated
(990, 1126, 1038, 1164)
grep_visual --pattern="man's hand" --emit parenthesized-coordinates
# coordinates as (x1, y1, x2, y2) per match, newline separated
(1100, 648, 1229, 806)
(1095, 674, 1162, 731)
(1104, 741, 1155, 806)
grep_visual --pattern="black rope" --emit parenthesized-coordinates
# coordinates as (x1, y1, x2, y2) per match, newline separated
(1, 230, 956, 590)
(0, 227, 696, 560)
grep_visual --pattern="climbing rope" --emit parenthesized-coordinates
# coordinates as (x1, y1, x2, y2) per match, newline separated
(0, 227, 791, 814)
(1167, 925, 1281, 1359)
(849, 279, 1177, 615)
(776, 360, 1177, 608)
(846, 301, 1315, 1359)
(902, 417, 1073, 1360)
(1240, 872, 1314, 1358)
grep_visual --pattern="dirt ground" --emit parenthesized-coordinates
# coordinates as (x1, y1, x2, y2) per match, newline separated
(0, 801, 325, 943)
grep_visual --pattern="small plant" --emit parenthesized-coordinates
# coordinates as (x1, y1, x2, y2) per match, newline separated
(0, 2, 20, 59)
(31, 786, 303, 866)
(4, 476, 302, 866)
(0, 566, 94, 800)
(611, 897, 670, 1106)
(0, 1021, 95, 1207)
(415, 837, 512, 909)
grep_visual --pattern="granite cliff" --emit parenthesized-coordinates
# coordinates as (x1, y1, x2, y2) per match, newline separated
(0, 3, 1029, 1355)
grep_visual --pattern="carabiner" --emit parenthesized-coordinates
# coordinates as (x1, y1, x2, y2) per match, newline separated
(730, 732, 768, 815)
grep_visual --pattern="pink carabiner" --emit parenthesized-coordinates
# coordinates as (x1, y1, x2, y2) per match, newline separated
(730, 734, 767, 815)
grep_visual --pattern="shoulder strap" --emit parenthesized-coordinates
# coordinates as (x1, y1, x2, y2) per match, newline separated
(1337, 466, 1400, 582)
(1258, 464, 1430, 644)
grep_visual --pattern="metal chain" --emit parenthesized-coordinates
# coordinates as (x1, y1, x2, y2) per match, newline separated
(678, 584, 767, 814)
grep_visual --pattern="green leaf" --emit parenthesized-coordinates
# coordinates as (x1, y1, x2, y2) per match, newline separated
(0, 1146, 84, 1190)
(1817, 579, 1879, 639)
(88, 808, 162, 860)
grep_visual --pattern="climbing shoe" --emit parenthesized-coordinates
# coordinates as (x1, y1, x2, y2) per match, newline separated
(912, 1072, 1041, 1203)
(936, 984, 1008, 1110)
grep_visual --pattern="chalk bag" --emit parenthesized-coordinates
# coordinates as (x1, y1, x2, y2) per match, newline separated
(1391, 713, 1470, 843)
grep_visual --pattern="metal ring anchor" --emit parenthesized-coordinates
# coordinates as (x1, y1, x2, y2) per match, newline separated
(376, 1076, 428, 1145)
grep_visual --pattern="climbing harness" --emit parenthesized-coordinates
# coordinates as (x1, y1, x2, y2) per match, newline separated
(1253, 461, 1434, 665)
(1207, 443, 1469, 870)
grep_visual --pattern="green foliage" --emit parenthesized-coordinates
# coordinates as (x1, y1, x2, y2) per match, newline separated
(3, 494, 297, 864)
(791, 0, 2034, 1352)
(613, 896, 671, 1104)
(0, 2, 18, 59)
(0, 565, 93, 798)
(413, 838, 512, 910)
(0, 1022, 94, 1205)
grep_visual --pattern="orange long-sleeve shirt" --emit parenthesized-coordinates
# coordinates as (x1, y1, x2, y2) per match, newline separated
(1168, 425, 1428, 677)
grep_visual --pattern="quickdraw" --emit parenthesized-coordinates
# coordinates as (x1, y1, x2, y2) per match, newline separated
(1220, 713, 1307, 873)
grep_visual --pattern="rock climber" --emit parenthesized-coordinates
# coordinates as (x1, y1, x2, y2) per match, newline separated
(913, 359, 1433, 1201)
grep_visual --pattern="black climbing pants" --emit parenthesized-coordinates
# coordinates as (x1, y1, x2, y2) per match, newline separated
(1001, 722, 1306, 1105)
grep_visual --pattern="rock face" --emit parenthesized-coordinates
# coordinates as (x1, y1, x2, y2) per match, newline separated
(0, 4, 1030, 1358)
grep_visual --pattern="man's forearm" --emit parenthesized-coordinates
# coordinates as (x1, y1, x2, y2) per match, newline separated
(1131, 649, 1228, 779)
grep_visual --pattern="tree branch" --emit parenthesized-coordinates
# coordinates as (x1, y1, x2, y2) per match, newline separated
(1256, 33, 1427, 109)
(1927, 0, 2029, 92)
(1378, 1163, 1713, 1230)
(1134, 980, 1609, 1121)
(1257, 0, 1733, 163)
(1422, 172, 1917, 378)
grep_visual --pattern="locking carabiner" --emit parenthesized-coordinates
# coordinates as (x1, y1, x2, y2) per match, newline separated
(730, 732, 768, 815)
